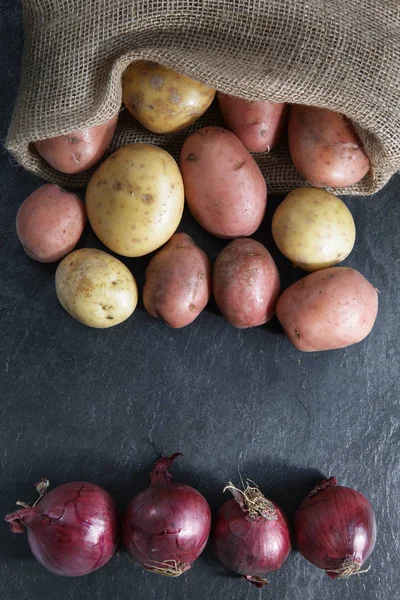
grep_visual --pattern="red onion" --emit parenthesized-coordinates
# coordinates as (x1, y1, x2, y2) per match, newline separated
(212, 481, 291, 587)
(294, 477, 376, 578)
(123, 453, 211, 576)
(5, 480, 120, 576)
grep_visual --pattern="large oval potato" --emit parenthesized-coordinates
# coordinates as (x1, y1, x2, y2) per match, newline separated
(213, 238, 280, 328)
(143, 233, 211, 328)
(16, 184, 86, 263)
(218, 94, 287, 152)
(86, 144, 184, 257)
(55, 248, 138, 328)
(288, 106, 370, 187)
(180, 127, 267, 238)
(123, 61, 215, 134)
(272, 187, 356, 271)
(276, 267, 378, 352)
(35, 114, 118, 174)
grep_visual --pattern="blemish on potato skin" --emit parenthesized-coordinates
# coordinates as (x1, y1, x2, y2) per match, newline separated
(189, 304, 197, 311)
(169, 89, 181, 104)
(233, 160, 246, 170)
(142, 194, 154, 204)
(129, 92, 144, 112)
(149, 75, 164, 89)
(187, 153, 196, 161)
(112, 181, 122, 191)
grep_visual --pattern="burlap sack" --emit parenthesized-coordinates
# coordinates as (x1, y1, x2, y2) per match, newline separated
(6, 0, 400, 195)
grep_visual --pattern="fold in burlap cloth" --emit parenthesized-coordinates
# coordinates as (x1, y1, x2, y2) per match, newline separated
(6, 0, 400, 195)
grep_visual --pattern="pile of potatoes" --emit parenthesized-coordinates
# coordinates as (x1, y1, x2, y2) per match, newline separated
(16, 61, 379, 352)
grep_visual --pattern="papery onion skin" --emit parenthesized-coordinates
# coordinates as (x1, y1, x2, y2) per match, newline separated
(294, 477, 376, 578)
(5, 481, 120, 577)
(212, 483, 291, 587)
(123, 453, 211, 576)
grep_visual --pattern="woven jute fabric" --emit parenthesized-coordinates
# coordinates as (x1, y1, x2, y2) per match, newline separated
(6, 0, 400, 195)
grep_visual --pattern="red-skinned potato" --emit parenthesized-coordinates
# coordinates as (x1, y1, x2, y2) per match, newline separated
(213, 238, 280, 328)
(218, 94, 287, 152)
(16, 184, 86, 262)
(35, 114, 118, 174)
(276, 267, 378, 352)
(288, 106, 370, 188)
(143, 233, 211, 328)
(180, 127, 267, 238)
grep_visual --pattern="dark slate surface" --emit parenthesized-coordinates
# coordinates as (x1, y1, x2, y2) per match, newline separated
(1, 3, 399, 600)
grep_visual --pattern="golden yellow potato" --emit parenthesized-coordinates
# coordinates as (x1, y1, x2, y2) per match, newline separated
(122, 61, 215, 134)
(55, 248, 138, 328)
(86, 144, 184, 257)
(272, 187, 356, 271)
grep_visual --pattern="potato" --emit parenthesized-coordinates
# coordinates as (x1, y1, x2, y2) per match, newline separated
(16, 184, 86, 263)
(86, 144, 184, 257)
(288, 106, 370, 187)
(143, 233, 211, 328)
(218, 94, 287, 152)
(213, 238, 280, 328)
(272, 187, 356, 271)
(35, 114, 118, 174)
(276, 267, 378, 352)
(55, 248, 138, 328)
(180, 127, 267, 238)
(122, 61, 215, 134)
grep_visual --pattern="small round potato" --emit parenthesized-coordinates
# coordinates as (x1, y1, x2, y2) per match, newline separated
(143, 233, 211, 328)
(55, 248, 138, 328)
(288, 106, 370, 188)
(218, 94, 287, 152)
(86, 144, 184, 257)
(123, 61, 215, 134)
(272, 187, 356, 271)
(213, 238, 280, 328)
(16, 184, 86, 263)
(180, 127, 267, 238)
(276, 267, 378, 352)
(35, 114, 118, 174)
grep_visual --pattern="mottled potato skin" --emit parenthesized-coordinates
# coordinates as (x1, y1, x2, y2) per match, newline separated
(180, 127, 267, 238)
(86, 144, 184, 257)
(218, 94, 287, 152)
(213, 238, 281, 328)
(16, 184, 86, 263)
(276, 267, 378, 352)
(288, 106, 370, 187)
(272, 187, 356, 271)
(143, 233, 211, 328)
(35, 114, 118, 174)
(55, 248, 138, 328)
(123, 61, 215, 134)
